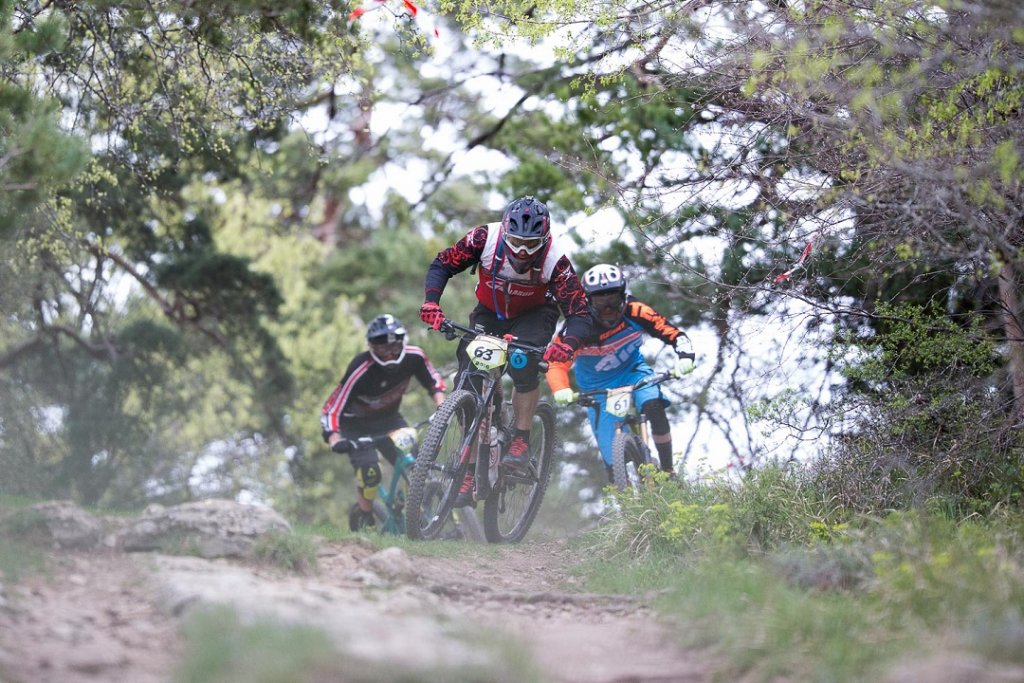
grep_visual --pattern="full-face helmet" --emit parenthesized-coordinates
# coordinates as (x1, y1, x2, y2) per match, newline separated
(581, 264, 627, 328)
(366, 314, 407, 366)
(501, 196, 551, 273)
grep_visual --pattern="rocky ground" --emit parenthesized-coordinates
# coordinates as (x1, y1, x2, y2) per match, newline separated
(0, 501, 718, 683)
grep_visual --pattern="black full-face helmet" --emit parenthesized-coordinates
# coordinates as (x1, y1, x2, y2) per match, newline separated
(501, 196, 551, 273)
(366, 314, 407, 366)
(581, 264, 628, 328)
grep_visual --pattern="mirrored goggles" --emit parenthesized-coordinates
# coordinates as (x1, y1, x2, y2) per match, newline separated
(503, 234, 547, 256)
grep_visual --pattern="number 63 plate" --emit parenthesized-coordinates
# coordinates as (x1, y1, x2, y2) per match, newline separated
(466, 336, 508, 371)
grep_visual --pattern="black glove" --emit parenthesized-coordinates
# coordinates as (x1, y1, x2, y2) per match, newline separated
(331, 440, 354, 454)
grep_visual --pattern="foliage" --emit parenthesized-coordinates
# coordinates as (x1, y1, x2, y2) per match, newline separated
(251, 530, 319, 574)
(578, 471, 1024, 681)
(589, 465, 842, 559)
(817, 302, 1023, 514)
(0, 0, 88, 231)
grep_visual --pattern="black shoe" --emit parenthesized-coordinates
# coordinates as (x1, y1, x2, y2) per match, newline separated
(453, 472, 476, 508)
(501, 435, 531, 473)
(348, 504, 377, 531)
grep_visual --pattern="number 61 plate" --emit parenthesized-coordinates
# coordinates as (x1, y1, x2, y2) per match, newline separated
(605, 386, 633, 418)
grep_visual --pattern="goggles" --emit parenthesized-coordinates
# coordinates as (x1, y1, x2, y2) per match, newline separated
(503, 233, 547, 256)
(589, 291, 624, 312)
(368, 337, 405, 360)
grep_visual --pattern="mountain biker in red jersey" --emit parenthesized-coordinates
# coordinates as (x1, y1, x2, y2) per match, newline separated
(419, 196, 591, 506)
(321, 314, 446, 530)
(545, 264, 695, 481)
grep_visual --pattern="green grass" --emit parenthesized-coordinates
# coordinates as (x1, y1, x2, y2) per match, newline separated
(176, 606, 548, 683)
(251, 530, 319, 573)
(572, 467, 1024, 682)
(0, 501, 50, 581)
(0, 534, 47, 581)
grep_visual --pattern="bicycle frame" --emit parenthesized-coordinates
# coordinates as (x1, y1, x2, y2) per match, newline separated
(444, 320, 547, 501)
(374, 427, 418, 535)
(576, 371, 678, 489)
(340, 426, 419, 534)
(406, 318, 554, 543)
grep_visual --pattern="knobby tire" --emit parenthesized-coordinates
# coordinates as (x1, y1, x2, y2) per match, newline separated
(610, 431, 650, 493)
(483, 402, 555, 543)
(406, 389, 477, 540)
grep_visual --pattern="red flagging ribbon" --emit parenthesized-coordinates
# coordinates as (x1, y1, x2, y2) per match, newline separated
(772, 241, 813, 284)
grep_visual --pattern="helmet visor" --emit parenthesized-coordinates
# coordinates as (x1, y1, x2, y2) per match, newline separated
(503, 234, 547, 257)
(368, 337, 405, 363)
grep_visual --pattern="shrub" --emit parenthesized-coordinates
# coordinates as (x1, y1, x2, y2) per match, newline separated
(818, 302, 1022, 515)
(252, 530, 319, 574)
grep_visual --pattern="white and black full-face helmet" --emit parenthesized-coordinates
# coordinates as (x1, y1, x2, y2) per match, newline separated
(366, 314, 407, 366)
(501, 195, 551, 273)
(581, 264, 627, 328)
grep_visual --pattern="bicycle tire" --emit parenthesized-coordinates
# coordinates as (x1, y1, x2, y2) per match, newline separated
(483, 401, 555, 543)
(610, 431, 650, 493)
(406, 389, 477, 540)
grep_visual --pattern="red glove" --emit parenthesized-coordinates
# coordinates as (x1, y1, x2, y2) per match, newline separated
(419, 302, 445, 330)
(543, 340, 574, 363)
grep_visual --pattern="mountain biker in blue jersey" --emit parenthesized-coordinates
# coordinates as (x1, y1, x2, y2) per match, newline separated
(545, 264, 695, 481)
(419, 196, 591, 506)
(321, 314, 446, 530)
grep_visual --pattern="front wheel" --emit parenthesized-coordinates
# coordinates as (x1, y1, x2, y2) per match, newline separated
(406, 390, 478, 540)
(610, 430, 651, 493)
(483, 402, 555, 543)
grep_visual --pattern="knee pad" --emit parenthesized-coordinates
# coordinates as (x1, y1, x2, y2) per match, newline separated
(510, 366, 541, 393)
(355, 462, 382, 499)
(643, 400, 671, 436)
(350, 448, 382, 499)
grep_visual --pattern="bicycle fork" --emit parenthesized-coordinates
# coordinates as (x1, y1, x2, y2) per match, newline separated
(469, 377, 504, 504)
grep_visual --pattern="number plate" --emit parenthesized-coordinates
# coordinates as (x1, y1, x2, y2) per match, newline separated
(466, 335, 508, 371)
(389, 427, 418, 454)
(605, 386, 633, 418)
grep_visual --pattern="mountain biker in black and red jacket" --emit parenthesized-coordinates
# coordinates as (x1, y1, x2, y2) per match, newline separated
(419, 195, 591, 506)
(320, 314, 445, 529)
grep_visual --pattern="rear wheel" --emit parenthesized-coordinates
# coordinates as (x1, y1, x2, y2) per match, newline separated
(610, 431, 650, 493)
(406, 390, 477, 540)
(483, 402, 555, 543)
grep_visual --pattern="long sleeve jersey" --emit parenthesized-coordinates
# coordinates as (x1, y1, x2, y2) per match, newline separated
(320, 346, 445, 435)
(423, 223, 591, 347)
(546, 297, 688, 392)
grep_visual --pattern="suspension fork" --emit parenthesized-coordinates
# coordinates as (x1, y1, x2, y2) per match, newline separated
(472, 371, 502, 501)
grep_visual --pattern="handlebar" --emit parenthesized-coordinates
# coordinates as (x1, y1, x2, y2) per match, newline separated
(333, 421, 427, 453)
(573, 371, 678, 408)
(436, 318, 550, 372)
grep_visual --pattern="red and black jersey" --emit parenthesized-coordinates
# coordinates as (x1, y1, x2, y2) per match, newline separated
(320, 345, 445, 434)
(424, 223, 591, 346)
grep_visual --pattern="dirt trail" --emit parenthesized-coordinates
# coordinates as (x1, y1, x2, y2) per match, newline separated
(0, 538, 717, 683)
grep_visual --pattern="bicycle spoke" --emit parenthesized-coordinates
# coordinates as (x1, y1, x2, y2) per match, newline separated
(483, 402, 555, 543)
